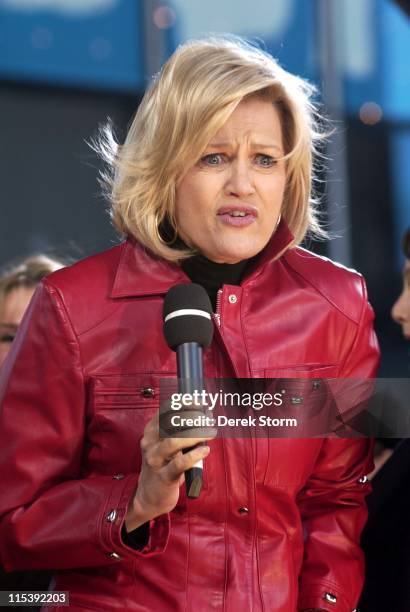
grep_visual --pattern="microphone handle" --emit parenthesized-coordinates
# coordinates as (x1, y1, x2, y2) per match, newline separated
(176, 342, 204, 499)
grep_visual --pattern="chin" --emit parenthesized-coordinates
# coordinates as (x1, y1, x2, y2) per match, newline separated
(214, 247, 262, 264)
(230, 242, 267, 262)
(200, 236, 267, 263)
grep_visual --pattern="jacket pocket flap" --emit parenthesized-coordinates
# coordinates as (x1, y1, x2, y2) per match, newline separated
(88, 373, 176, 409)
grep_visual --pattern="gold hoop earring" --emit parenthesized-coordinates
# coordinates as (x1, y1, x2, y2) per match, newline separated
(155, 212, 178, 246)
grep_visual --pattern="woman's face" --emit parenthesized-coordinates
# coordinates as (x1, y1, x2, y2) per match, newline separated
(175, 97, 286, 263)
(0, 286, 35, 367)
(391, 259, 410, 339)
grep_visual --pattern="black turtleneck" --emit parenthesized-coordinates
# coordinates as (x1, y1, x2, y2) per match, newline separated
(181, 253, 253, 310)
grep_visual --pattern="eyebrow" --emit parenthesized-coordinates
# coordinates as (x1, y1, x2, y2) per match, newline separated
(206, 142, 283, 153)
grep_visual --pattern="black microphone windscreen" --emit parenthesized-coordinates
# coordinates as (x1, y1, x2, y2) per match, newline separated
(163, 283, 213, 350)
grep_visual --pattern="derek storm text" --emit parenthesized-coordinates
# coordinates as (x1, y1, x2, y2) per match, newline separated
(170, 414, 298, 428)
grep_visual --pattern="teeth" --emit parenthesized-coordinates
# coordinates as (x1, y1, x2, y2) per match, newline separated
(230, 211, 246, 217)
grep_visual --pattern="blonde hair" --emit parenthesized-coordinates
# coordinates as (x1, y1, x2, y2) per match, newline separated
(0, 254, 64, 317)
(97, 36, 329, 262)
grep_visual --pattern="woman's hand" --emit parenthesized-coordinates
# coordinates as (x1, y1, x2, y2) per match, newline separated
(124, 408, 215, 532)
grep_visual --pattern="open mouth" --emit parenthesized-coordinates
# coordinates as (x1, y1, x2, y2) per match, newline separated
(217, 207, 257, 227)
(217, 205, 257, 218)
(225, 210, 247, 217)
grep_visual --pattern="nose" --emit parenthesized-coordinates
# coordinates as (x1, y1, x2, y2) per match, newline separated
(224, 159, 255, 198)
(391, 290, 409, 324)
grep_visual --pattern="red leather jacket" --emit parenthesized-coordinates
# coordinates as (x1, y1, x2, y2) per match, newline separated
(0, 222, 379, 612)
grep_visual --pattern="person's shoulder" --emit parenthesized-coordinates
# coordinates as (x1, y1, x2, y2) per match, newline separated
(44, 241, 124, 294)
(40, 241, 125, 334)
(282, 246, 368, 324)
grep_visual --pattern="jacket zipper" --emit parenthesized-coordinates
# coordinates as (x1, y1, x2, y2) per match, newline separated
(214, 288, 222, 327)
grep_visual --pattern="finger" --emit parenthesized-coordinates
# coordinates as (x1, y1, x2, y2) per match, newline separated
(144, 444, 184, 470)
(159, 408, 212, 439)
(156, 429, 217, 458)
(144, 409, 159, 434)
(141, 410, 161, 451)
(175, 427, 218, 439)
(163, 445, 210, 482)
(143, 428, 215, 470)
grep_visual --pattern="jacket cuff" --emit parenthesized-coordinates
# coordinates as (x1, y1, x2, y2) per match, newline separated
(121, 522, 149, 549)
(99, 473, 170, 561)
(298, 583, 357, 612)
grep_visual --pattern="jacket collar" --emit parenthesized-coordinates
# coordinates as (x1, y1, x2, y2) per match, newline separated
(110, 220, 294, 298)
(241, 219, 293, 286)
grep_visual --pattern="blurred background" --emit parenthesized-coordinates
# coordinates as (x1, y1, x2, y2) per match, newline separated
(0, 0, 409, 375)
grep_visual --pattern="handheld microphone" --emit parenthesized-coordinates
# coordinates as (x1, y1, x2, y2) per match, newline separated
(163, 283, 213, 498)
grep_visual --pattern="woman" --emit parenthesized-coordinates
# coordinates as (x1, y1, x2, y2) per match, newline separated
(0, 254, 64, 610)
(0, 37, 379, 612)
(359, 228, 410, 612)
(391, 227, 410, 338)
(0, 255, 63, 368)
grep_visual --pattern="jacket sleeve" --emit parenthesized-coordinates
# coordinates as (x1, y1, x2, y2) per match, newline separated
(297, 277, 380, 612)
(0, 282, 169, 571)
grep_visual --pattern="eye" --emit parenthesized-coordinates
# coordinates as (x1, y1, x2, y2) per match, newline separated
(255, 154, 277, 168)
(0, 333, 15, 343)
(200, 153, 225, 166)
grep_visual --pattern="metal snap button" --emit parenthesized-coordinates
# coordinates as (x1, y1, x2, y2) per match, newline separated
(141, 387, 155, 398)
(312, 380, 321, 390)
(228, 294, 237, 304)
(238, 507, 249, 514)
(358, 475, 368, 484)
(108, 552, 121, 560)
(324, 592, 337, 604)
(112, 473, 124, 480)
(106, 509, 117, 523)
(291, 396, 303, 405)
